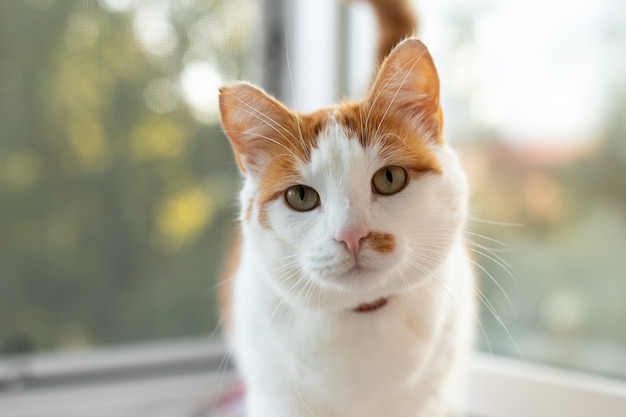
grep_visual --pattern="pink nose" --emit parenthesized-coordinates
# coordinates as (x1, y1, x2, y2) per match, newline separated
(335, 227, 369, 256)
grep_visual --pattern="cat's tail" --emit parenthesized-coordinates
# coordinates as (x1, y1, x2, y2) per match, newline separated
(361, 0, 418, 65)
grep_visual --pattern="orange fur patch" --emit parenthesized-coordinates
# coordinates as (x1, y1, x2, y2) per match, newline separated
(367, 232, 396, 254)
(218, 231, 241, 332)
(335, 102, 442, 175)
(244, 198, 254, 223)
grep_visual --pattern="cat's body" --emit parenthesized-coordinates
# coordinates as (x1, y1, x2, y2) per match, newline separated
(218, 1, 475, 416)
(234, 234, 473, 417)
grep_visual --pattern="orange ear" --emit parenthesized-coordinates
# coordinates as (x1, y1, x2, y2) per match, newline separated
(367, 39, 443, 142)
(219, 82, 297, 175)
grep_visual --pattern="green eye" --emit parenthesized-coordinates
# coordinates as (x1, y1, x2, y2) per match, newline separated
(372, 165, 408, 195)
(285, 185, 320, 211)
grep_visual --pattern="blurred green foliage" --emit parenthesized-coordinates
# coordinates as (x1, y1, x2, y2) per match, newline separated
(466, 92, 626, 378)
(0, 0, 252, 353)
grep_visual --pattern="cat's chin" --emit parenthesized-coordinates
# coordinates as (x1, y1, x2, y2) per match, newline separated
(275, 264, 423, 312)
(314, 263, 399, 294)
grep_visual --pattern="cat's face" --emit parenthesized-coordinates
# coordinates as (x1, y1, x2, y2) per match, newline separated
(220, 40, 468, 310)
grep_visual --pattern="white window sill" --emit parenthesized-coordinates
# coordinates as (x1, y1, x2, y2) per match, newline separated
(0, 338, 241, 417)
(469, 352, 626, 417)
(1, 339, 625, 417)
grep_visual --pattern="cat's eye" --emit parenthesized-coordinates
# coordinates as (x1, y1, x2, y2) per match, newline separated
(372, 165, 408, 195)
(285, 185, 320, 211)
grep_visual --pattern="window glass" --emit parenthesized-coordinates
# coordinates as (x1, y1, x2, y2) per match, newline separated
(0, 0, 255, 354)
(412, 0, 626, 379)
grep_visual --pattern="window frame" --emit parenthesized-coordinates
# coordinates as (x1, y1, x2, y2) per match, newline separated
(2, 340, 626, 416)
(468, 352, 626, 417)
(0, 339, 238, 416)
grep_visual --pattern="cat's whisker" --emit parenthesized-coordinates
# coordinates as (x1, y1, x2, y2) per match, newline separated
(265, 274, 303, 327)
(204, 275, 232, 296)
(472, 287, 523, 357)
(473, 286, 505, 326)
(466, 246, 516, 283)
(407, 233, 515, 285)
(409, 247, 521, 357)
(281, 281, 322, 417)
(403, 256, 489, 353)
(265, 270, 299, 290)
(468, 258, 515, 313)
(475, 313, 493, 355)
(401, 258, 485, 356)
(265, 257, 300, 270)
(394, 265, 413, 294)
(208, 277, 239, 340)
(428, 272, 494, 355)
(311, 282, 328, 310)
(466, 242, 516, 276)
(429, 274, 464, 322)
(463, 230, 511, 248)
(207, 343, 236, 417)
(271, 265, 304, 292)
(405, 229, 517, 283)
(468, 216, 524, 228)
(404, 250, 478, 296)
(409, 242, 514, 309)
(268, 277, 301, 327)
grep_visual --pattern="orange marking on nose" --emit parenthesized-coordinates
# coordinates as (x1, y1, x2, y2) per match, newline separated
(367, 232, 396, 254)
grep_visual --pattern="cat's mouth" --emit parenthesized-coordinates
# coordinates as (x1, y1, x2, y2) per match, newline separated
(353, 297, 389, 313)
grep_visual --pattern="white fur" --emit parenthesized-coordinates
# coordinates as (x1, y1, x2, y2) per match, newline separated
(230, 122, 475, 417)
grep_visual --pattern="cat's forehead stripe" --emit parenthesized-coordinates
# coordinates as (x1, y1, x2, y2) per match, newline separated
(334, 104, 442, 173)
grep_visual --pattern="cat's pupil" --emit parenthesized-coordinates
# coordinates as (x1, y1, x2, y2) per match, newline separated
(385, 169, 393, 183)
(298, 186, 305, 200)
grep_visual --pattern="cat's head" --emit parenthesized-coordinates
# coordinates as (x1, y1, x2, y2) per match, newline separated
(219, 39, 468, 310)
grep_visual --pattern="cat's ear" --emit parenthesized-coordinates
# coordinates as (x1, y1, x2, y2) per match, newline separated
(219, 82, 296, 175)
(367, 39, 443, 142)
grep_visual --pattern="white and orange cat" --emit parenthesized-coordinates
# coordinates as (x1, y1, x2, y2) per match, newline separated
(218, 1, 475, 416)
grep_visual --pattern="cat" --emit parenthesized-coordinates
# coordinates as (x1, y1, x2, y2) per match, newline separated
(217, 1, 475, 416)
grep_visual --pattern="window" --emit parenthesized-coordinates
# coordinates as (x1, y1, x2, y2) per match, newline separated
(2, 0, 626, 415)
(0, 0, 253, 354)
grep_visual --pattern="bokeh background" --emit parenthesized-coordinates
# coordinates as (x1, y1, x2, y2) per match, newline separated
(1, 0, 625, 381)
(0, 0, 252, 353)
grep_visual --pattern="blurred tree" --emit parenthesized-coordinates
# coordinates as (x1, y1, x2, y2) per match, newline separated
(0, 0, 253, 353)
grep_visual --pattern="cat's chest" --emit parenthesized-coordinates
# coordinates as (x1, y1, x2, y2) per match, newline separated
(256, 300, 447, 412)
(261, 292, 451, 397)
